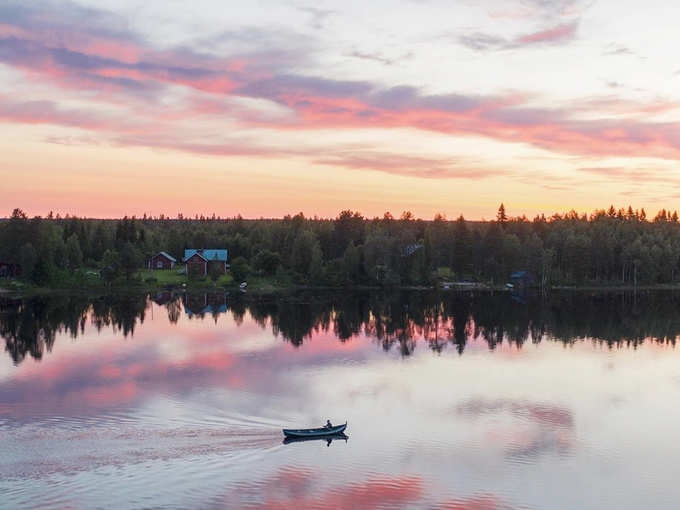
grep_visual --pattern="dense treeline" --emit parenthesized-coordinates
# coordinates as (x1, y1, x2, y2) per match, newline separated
(2, 290, 678, 364)
(2, 204, 680, 286)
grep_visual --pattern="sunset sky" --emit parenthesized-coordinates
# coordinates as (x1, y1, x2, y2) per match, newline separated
(2, 0, 680, 219)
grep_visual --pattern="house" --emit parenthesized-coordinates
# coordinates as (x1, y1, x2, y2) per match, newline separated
(403, 244, 424, 257)
(0, 262, 22, 278)
(509, 270, 535, 289)
(149, 251, 177, 270)
(183, 249, 228, 277)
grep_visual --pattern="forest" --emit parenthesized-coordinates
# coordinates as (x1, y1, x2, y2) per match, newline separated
(1, 204, 680, 288)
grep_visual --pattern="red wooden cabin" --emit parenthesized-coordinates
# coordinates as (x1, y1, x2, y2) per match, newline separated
(183, 249, 228, 277)
(149, 252, 177, 270)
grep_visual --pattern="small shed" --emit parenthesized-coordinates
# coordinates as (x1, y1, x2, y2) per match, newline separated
(510, 270, 535, 289)
(0, 262, 22, 278)
(403, 244, 424, 257)
(149, 251, 177, 270)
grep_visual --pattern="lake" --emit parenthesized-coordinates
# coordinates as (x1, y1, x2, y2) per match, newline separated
(2, 290, 680, 509)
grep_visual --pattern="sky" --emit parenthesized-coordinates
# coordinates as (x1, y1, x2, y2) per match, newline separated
(1, 0, 680, 219)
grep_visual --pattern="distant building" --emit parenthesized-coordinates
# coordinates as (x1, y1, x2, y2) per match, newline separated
(183, 249, 228, 277)
(509, 270, 535, 289)
(0, 262, 22, 278)
(149, 251, 177, 270)
(403, 243, 424, 257)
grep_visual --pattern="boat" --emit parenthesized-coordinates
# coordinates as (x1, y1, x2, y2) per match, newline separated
(282, 422, 347, 438)
(283, 432, 349, 445)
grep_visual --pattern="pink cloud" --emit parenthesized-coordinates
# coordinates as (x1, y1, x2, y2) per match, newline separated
(516, 21, 579, 45)
(314, 152, 507, 180)
(79, 40, 142, 64)
(1, 2, 680, 172)
(0, 96, 149, 133)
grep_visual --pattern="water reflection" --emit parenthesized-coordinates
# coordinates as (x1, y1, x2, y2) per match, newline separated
(3, 290, 680, 509)
(2, 290, 680, 365)
(457, 398, 574, 461)
(213, 467, 510, 510)
(0, 293, 147, 364)
(282, 433, 349, 446)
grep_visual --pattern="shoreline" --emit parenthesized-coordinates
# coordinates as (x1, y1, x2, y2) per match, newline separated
(3, 281, 680, 298)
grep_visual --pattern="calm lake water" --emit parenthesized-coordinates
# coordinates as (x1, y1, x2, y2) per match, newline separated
(2, 290, 680, 509)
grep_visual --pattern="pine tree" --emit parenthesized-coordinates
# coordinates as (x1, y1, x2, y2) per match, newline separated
(496, 203, 508, 225)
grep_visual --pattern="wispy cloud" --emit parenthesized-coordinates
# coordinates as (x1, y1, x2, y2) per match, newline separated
(490, 0, 590, 20)
(458, 20, 578, 50)
(521, 0, 586, 18)
(297, 6, 335, 30)
(346, 50, 412, 66)
(514, 21, 579, 45)
(569, 96, 680, 115)
(0, 96, 144, 132)
(458, 33, 507, 51)
(576, 166, 680, 185)
(603, 44, 634, 56)
(314, 152, 508, 179)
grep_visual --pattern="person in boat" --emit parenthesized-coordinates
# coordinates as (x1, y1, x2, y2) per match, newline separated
(326, 419, 333, 429)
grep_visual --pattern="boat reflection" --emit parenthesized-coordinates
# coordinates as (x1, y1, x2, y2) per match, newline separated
(283, 433, 349, 446)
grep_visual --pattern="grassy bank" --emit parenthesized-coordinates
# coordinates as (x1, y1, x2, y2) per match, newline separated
(0, 268, 299, 295)
(6, 267, 680, 297)
(137, 269, 233, 287)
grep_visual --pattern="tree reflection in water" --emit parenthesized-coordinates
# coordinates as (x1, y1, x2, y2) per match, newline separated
(2, 290, 679, 365)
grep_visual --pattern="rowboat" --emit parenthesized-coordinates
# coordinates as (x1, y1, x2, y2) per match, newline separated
(282, 422, 347, 438)
(283, 432, 348, 445)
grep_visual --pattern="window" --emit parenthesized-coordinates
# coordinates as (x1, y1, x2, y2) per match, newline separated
(156, 261, 163, 269)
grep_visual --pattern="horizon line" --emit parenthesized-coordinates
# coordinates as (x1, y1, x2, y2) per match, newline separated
(1, 205, 675, 223)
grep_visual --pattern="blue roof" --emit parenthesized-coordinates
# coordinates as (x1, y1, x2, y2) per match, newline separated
(183, 249, 228, 262)
(510, 270, 529, 278)
(403, 244, 424, 257)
